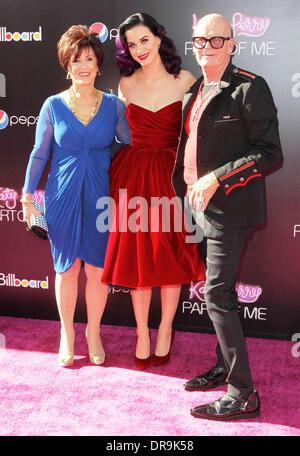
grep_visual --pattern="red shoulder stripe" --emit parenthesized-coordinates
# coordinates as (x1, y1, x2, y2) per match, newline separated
(237, 70, 256, 79)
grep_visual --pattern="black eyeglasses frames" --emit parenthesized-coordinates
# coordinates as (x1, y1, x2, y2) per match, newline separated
(192, 36, 231, 49)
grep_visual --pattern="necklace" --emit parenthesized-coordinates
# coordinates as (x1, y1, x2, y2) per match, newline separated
(192, 82, 217, 122)
(69, 86, 99, 126)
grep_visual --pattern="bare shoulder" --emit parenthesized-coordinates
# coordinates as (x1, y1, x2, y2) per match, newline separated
(177, 70, 197, 91)
(119, 75, 131, 88)
(120, 71, 147, 104)
(118, 77, 130, 104)
(119, 73, 140, 90)
(119, 74, 138, 102)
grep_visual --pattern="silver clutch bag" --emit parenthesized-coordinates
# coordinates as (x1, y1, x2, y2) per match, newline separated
(27, 201, 48, 240)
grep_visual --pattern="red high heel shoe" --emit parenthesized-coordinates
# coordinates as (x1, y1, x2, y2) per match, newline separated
(151, 329, 175, 366)
(134, 331, 151, 370)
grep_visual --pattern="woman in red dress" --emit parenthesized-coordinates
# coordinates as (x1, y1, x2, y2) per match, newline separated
(102, 13, 205, 369)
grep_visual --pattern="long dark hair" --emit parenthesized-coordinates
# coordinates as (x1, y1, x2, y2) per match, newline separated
(116, 13, 181, 77)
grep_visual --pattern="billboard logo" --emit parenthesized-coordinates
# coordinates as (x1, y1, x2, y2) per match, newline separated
(0, 273, 49, 289)
(0, 26, 42, 42)
(89, 23, 108, 43)
(0, 110, 8, 129)
(232, 12, 270, 37)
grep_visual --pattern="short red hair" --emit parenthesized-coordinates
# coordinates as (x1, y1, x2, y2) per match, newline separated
(57, 25, 104, 72)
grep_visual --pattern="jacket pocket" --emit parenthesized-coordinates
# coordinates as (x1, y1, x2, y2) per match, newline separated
(213, 118, 239, 123)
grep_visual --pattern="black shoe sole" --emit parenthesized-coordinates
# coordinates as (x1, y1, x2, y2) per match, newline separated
(190, 408, 260, 421)
(184, 380, 227, 391)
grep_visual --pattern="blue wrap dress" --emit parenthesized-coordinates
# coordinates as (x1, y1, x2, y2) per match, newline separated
(23, 92, 131, 273)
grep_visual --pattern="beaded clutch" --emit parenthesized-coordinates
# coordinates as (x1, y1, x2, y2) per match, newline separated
(27, 201, 48, 240)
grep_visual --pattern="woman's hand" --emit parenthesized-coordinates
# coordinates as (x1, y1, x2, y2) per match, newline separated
(21, 198, 42, 227)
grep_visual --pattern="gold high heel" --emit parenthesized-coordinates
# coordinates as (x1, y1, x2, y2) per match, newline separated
(85, 327, 105, 365)
(58, 329, 75, 367)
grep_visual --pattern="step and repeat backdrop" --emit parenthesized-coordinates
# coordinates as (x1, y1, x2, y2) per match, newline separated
(0, 0, 299, 340)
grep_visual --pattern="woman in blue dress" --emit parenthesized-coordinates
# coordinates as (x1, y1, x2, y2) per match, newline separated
(21, 25, 131, 367)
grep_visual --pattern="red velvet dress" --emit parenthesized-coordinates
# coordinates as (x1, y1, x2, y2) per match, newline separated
(102, 101, 205, 288)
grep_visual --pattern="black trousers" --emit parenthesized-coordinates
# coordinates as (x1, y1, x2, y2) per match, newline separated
(203, 219, 254, 399)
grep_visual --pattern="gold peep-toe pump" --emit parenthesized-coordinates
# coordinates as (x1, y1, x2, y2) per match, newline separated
(85, 327, 105, 365)
(58, 329, 75, 367)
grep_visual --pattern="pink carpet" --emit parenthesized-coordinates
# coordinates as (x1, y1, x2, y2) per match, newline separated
(0, 316, 299, 436)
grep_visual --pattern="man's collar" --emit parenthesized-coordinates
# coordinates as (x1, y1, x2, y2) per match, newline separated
(219, 62, 235, 88)
(188, 62, 236, 93)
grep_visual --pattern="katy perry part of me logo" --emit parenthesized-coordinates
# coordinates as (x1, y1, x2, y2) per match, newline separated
(231, 12, 270, 37)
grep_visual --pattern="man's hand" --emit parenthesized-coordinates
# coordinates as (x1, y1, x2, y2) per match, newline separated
(188, 172, 220, 211)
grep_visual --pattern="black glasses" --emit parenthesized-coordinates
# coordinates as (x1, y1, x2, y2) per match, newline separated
(193, 36, 231, 49)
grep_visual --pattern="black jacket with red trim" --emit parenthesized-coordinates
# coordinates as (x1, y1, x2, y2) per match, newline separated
(172, 62, 282, 229)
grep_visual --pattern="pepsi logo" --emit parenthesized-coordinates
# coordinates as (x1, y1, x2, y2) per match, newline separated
(89, 22, 108, 43)
(0, 110, 8, 129)
(0, 110, 38, 128)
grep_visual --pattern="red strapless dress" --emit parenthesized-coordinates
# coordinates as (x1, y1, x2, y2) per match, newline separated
(102, 101, 205, 287)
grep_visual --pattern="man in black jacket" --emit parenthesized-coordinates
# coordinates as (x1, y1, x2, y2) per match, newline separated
(172, 13, 282, 420)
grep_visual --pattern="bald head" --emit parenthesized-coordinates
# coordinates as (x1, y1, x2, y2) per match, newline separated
(194, 14, 232, 38)
(193, 13, 235, 76)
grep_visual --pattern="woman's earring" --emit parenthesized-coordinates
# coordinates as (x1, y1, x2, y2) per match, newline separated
(66, 72, 71, 80)
(97, 69, 101, 76)
(158, 41, 161, 49)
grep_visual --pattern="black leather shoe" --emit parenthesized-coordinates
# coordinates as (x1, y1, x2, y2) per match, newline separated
(190, 390, 260, 421)
(184, 366, 228, 391)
